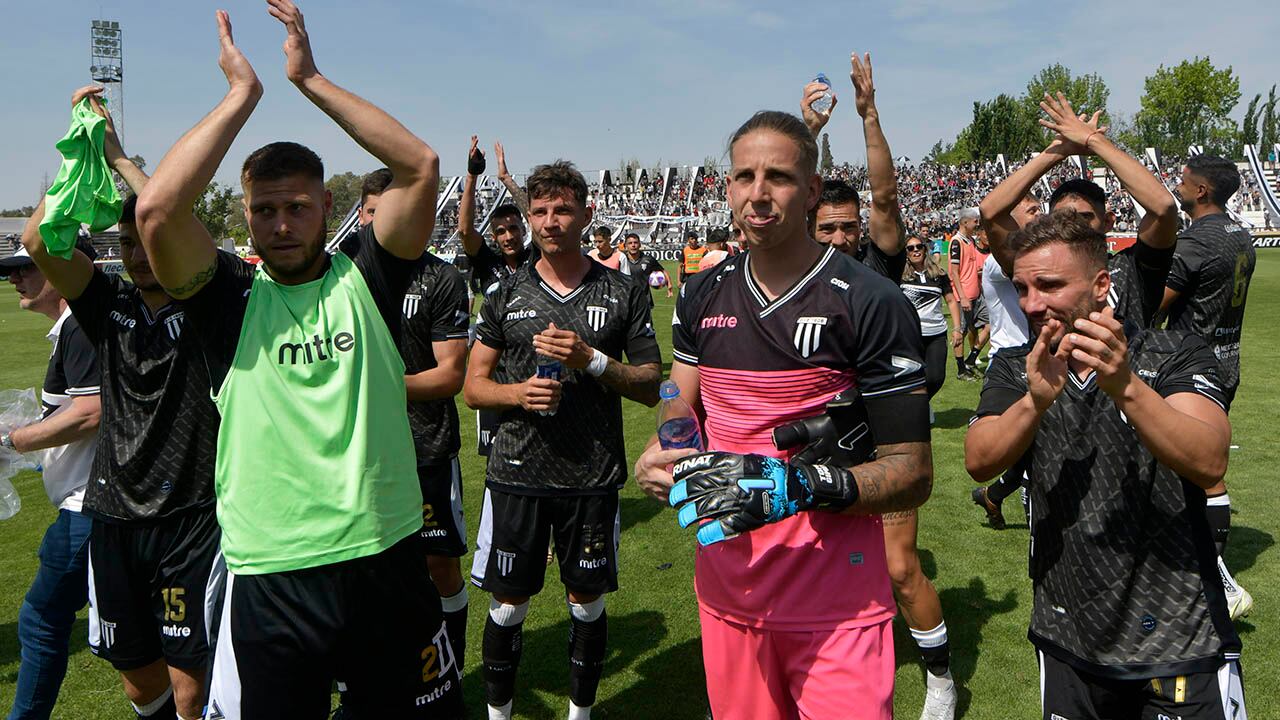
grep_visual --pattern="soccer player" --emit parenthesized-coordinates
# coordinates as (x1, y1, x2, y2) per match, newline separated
(802, 52, 907, 281)
(353, 167, 474, 667)
(965, 210, 1245, 719)
(587, 226, 621, 270)
(133, 5, 462, 716)
(617, 232, 672, 299)
(460, 136, 532, 298)
(948, 207, 987, 380)
(463, 161, 661, 720)
(2, 236, 100, 720)
(459, 137, 535, 458)
(678, 230, 705, 288)
(697, 228, 730, 271)
(970, 92, 1180, 527)
(19, 87, 219, 720)
(806, 53, 956, 717)
(1161, 154, 1256, 618)
(634, 107, 933, 720)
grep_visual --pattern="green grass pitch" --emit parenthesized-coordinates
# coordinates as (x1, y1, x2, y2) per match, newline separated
(1, 255, 1276, 718)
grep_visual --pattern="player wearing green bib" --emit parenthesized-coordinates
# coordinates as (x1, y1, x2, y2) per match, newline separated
(133, 3, 462, 717)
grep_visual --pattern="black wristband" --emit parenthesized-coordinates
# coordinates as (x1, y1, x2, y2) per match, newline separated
(468, 151, 486, 176)
(796, 462, 859, 511)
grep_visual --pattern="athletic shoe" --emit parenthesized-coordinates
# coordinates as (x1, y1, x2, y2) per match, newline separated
(971, 486, 1005, 530)
(957, 371, 978, 382)
(920, 673, 957, 720)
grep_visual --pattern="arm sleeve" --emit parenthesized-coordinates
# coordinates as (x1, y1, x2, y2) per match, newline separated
(973, 349, 1028, 418)
(849, 282, 927, 398)
(671, 283, 700, 365)
(351, 224, 415, 340)
(428, 264, 471, 341)
(1164, 235, 1202, 294)
(1154, 333, 1231, 412)
(949, 239, 962, 265)
(622, 279, 661, 365)
(474, 284, 507, 350)
(938, 273, 953, 297)
(59, 321, 100, 396)
(66, 268, 117, 346)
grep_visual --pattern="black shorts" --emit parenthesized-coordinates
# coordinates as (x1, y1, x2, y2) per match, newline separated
(1039, 650, 1246, 720)
(418, 457, 467, 557)
(206, 533, 464, 719)
(471, 488, 620, 597)
(476, 409, 499, 456)
(87, 508, 221, 671)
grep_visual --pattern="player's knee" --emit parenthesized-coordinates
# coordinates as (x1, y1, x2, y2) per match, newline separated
(171, 669, 204, 718)
(489, 597, 530, 627)
(567, 595, 605, 622)
(887, 552, 922, 596)
(120, 661, 171, 704)
(427, 555, 464, 594)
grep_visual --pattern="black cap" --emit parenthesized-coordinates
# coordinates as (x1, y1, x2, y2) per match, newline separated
(0, 236, 98, 279)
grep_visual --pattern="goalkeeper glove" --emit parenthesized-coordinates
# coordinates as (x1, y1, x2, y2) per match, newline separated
(668, 452, 858, 546)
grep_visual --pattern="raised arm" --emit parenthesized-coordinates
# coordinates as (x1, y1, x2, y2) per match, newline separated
(87, 88, 149, 196)
(494, 140, 530, 220)
(457, 136, 487, 257)
(800, 79, 837, 138)
(1039, 92, 1177, 249)
(980, 146, 1069, 274)
(268, 0, 438, 260)
(135, 11, 261, 298)
(852, 52, 905, 258)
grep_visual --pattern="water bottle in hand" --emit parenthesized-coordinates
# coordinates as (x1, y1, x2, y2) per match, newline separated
(811, 73, 834, 115)
(657, 380, 704, 451)
(535, 353, 562, 417)
(0, 477, 20, 521)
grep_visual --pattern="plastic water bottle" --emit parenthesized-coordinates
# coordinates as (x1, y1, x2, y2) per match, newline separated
(0, 476, 20, 520)
(657, 380, 704, 451)
(811, 73, 834, 115)
(535, 354, 562, 416)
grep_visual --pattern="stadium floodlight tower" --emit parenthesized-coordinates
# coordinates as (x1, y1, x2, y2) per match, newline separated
(89, 19, 124, 142)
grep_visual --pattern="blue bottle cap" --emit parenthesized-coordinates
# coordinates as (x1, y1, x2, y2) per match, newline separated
(815, 73, 830, 85)
(659, 380, 680, 400)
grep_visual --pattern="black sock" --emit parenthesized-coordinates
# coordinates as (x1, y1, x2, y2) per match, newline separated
(568, 610, 609, 707)
(955, 356, 968, 374)
(483, 614, 524, 707)
(440, 589, 469, 673)
(966, 348, 980, 366)
(1206, 492, 1231, 556)
(133, 690, 176, 718)
(921, 640, 951, 678)
(987, 470, 1024, 504)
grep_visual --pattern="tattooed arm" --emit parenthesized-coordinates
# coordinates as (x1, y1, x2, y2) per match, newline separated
(597, 360, 661, 407)
(843, 440, 933, 515)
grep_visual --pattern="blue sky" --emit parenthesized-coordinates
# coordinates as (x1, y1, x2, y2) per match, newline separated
(2, 0, 1277, 208)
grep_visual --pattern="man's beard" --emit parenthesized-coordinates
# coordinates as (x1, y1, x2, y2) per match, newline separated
(255, 229, 326, 281)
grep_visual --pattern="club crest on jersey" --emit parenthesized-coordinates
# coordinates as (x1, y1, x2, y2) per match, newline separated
(586, 305, 608, 332)
(403, 293, 422, 318)
(163, 312, 184, 341)
(793, 317, 828, 358)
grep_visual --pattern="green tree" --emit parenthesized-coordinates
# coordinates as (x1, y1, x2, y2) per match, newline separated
(1024, 63, 1111, 144)
(967, 93, 1042, 161)
(0, 206, 36, 218)
(820, 133, 834, 174)
(325, 171, 363, 229)
(1133, 57, 1240, 156)
(1261, 85, 1279, 157)
(1241, 94, 1261, 150)
(193, 183, 238, 243)
(701, 155, 721, 175)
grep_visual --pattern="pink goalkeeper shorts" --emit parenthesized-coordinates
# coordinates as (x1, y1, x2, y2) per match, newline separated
(699, 608, 895, 720)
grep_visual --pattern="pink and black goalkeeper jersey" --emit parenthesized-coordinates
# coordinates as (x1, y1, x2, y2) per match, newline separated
(672, 245, 926, 630)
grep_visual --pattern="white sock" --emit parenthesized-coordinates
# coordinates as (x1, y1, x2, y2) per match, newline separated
(130, 685, 173, 716)
(926, 669, 954, 691)
(441, 586, 469, 612)
(488, 700, 513, 720)
(568, 700, 593, 720)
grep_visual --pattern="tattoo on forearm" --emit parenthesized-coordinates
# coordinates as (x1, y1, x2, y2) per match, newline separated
(851, 442, 932, 515)
(170, 261, 217, 297)
(500, 176, 530, 219)
(598, 361, 661, 406)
